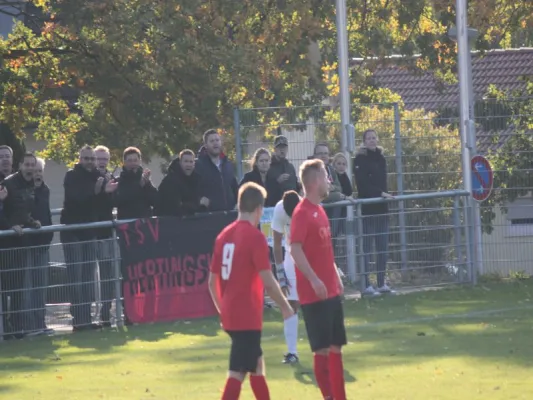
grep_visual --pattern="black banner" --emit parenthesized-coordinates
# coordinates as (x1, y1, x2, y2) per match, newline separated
(116, 212, 237, 323)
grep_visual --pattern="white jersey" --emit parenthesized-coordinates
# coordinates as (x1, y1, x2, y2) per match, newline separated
(271, 200, 291, 246)
(270, 200, 298, 301)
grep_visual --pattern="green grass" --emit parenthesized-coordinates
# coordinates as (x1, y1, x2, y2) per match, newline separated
(2, 282, 533, 399)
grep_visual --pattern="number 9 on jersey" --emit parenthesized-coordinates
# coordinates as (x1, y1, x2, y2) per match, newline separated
(221, 243, 235, 280)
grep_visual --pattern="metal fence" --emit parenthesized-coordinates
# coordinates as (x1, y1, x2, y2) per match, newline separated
(0, 189, 473, 341)
(327, 190, 472, 292)
(0, 221, 124, 341)
(235, 97, 533, 279)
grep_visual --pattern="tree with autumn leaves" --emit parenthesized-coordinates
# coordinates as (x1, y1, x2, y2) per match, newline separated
(1, 0, 532, 164)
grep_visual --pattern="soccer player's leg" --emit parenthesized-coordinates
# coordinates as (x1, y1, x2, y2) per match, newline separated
(223, 330, 263, 400)
(301, 300, 333, 399)
(250, 355, 270, 400)
(282, 257, 300, 364)
(328, 296, 348, 400)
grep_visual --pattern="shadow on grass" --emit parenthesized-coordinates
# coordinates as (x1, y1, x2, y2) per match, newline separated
(0, 385, 12, 394)
(2, 281, 533, 395)
(64, 315, 221, 350)
(291, 362, 356, 386)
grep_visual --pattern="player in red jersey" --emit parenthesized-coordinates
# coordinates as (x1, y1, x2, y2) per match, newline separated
(209, 182, 294, 400)
(290, 159, 347, 400)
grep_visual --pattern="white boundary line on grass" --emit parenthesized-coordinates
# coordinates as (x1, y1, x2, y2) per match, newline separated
(353, 304, 533, 329)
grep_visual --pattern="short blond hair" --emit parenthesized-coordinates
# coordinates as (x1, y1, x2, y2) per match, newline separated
(299, 158, 325, 189)
(94, 145, 110, 153)
(238, 182, 267, 213)
(35, 157, 46, 169)
(332, 152, 347, 166)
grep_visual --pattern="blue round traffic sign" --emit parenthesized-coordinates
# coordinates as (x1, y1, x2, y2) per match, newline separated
(471, 155, 493, 202)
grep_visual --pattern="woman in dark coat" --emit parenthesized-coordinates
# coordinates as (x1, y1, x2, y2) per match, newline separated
(354, 129, 393, 296)
(239, 148, 276, 206)
(332, 152, 353, 199)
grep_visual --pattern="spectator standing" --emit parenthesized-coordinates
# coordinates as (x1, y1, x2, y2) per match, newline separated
(60, 145, 117, 331)
(332, 153, 353, 200)
(331, 152, 354, 268)
(266, 135, 299, 205)
(195, 129, 238, 212)
(0, 152, 40, 339)
(313, 143, 346, 255)
(239, 148, 276, 206)
(93, 145, 117, 327)
(156, 149, 208, 217)
(353, 129, 393, 296)
(115, 147, 157, 220)
(27, 157, 54, 335)
(0, 145, 12, 338)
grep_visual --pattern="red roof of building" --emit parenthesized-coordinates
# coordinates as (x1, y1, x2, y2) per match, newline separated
(352, 48, 533, 153)
(352, 48, 533, 111)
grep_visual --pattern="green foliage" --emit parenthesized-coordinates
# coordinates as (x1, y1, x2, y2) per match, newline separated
(1, 0, 532, 165)
(478, 85, 533, 234)
(509, 270, 531, 282)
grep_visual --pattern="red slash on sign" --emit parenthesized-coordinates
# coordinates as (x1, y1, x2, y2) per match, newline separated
(470, 155, 493, 202)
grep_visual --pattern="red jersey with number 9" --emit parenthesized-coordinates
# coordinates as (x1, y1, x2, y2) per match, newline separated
(210, 220, 271, 331)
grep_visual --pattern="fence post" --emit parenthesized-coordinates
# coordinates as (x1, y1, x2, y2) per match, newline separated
(356, 203, 366, 293)
(345, 204, 357, 283)
(234, 107, 243, 181)
(463, 197, 475, 285)
(469, 201, 478, 286)
(112, 227, 124, 328)
(452, 196, 464, 283)
(393, 102, 408, 273)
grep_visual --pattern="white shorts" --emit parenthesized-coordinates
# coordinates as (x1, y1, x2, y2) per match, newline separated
(283, 253, 299, 302)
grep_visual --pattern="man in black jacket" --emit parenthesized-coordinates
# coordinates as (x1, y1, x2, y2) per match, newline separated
(28, 157, 54, 335)
(60, 145, 118, 331)
(195, 129, 238, 212)
(266, 135, 300, 205)
(0, 152, 40, 338)
(115, 147, 157, 220)
(156, 149, 208, 217)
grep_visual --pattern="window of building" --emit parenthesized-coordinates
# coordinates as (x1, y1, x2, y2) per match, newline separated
(506, 197, 533, 237)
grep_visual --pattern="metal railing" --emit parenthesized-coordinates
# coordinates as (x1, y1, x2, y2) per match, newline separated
(322, 190, 472, 291)
(0, 220, 127, 341)
(1, 189, 472, 341)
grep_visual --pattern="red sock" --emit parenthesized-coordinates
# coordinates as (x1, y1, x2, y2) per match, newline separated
(328, 351, 347, 400)
(222, 377, 242, 400)
(313, 353, 332, 398)
(250, 375, 270, 400)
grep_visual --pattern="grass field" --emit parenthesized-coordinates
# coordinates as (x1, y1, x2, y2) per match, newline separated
(2, 282, 533, 399)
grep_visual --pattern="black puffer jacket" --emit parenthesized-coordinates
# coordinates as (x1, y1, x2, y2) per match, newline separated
(115, 167, 157, 220)
(353, 146, 388, 215)
(60, 164, 102, 240)
(195, 150, 238, 212)
(266, 155, 299, 205)
(0, 171, 36, 229)
(156, 158, 205, 217)
(31, 182, 54, 246)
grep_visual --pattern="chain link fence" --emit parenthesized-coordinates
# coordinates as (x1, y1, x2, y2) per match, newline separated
(235, 96, 533, 279)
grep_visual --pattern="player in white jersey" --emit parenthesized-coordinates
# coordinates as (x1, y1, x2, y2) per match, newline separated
(271, 190, 301, 364)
